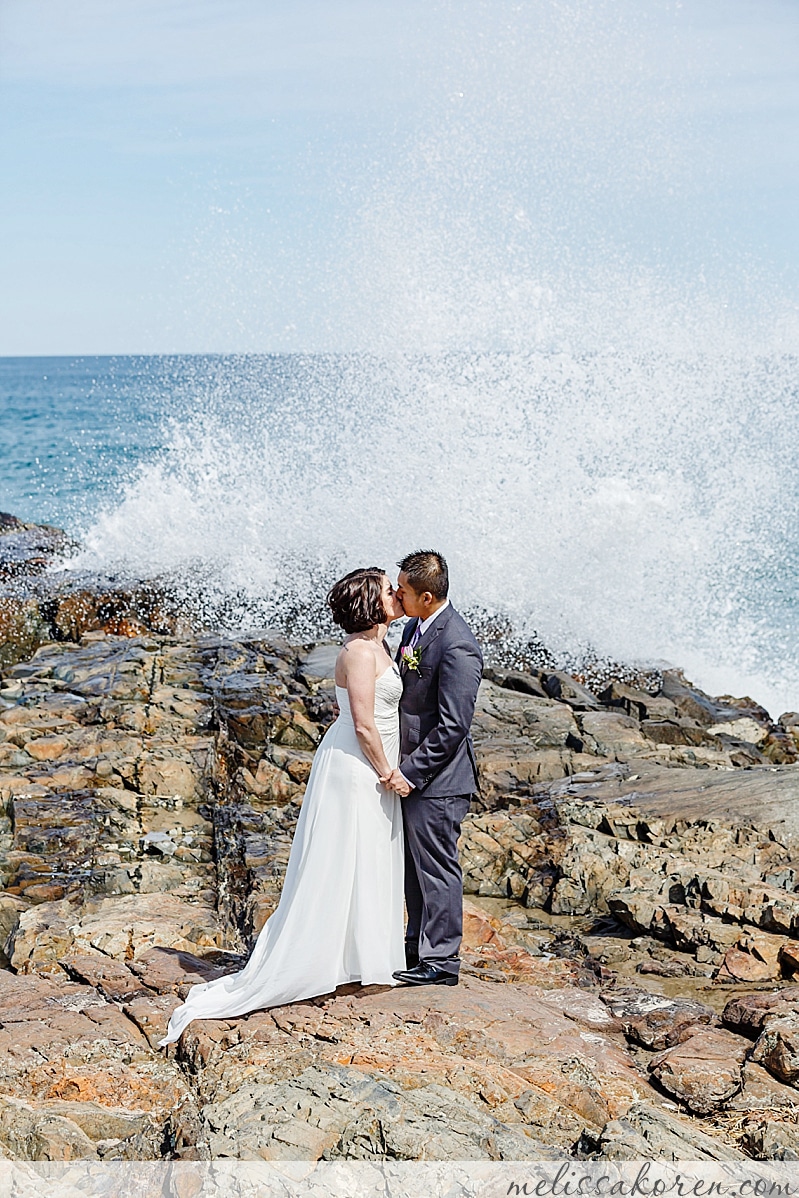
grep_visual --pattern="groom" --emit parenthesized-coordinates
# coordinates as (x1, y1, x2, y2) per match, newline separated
(385, 551, 483, 987)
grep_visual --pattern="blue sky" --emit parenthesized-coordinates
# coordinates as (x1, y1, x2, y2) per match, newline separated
(1, 0, 799, 354)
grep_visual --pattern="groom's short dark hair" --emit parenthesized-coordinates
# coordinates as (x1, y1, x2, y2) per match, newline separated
(397, 551, 449, 600)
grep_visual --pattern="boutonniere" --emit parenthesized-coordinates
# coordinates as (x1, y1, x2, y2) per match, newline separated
(400, 644, 422, 672)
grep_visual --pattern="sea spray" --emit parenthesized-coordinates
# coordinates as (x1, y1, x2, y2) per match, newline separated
(42, 0, 799, 715)
(73, 350, 799, 716)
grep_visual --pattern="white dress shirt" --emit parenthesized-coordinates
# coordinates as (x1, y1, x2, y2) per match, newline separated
(415, 597, 450, 639)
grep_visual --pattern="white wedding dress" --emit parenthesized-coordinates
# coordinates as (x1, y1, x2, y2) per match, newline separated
(160, 662, 405, 1046)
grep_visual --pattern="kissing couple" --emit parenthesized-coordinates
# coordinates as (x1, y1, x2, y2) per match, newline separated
(161, 550, 483, 1046)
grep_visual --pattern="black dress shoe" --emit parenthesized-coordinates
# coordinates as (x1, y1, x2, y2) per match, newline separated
(392, 961, 458, 987)
(404, 944, 419, 969)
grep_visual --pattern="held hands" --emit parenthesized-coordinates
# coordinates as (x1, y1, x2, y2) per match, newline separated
(379, 768, 413, 796)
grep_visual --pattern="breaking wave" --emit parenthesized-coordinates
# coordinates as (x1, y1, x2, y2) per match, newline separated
(75, 349, 799, 717)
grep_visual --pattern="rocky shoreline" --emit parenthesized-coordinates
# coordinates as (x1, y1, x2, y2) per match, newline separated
(2, 514, 799, 1161)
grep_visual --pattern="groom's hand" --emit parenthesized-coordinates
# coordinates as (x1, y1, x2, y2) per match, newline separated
(383, 768, 412, 796)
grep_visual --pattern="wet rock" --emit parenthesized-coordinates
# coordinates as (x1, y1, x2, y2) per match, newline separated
(212, 669, 297, 751)
(0, 596, 52, 671)
(659, 669, 743, 728)
(212, 800, 296, 939)
(640, 719, 721, 748)
(296, 644, 339, 690)
(648, 1028, 748, 1113)
(541, 672, 601, 710)
(716, 691, 772, 727)
(599, 682, 678, 723)
(482, 667, 549, 699)
(0, 566, 202, 673)
(0, 512, 75, 582)
(0, 637, 217, 914)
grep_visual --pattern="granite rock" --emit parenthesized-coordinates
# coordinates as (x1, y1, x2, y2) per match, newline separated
(0, 628, 797, 1161)
(751, 1013, 799, 1087)
(648, 1029, 748, 1114)
(591, 1101, 747, 1161)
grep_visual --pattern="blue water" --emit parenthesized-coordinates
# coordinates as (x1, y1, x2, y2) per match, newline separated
(0, 356, 225, 528)
(1, 353, 798, 717)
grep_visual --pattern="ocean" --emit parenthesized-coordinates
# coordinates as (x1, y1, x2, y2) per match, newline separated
(1, 352, 798, 717)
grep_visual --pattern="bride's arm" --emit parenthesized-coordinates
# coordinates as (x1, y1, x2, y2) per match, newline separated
(343, 643, 392, 779)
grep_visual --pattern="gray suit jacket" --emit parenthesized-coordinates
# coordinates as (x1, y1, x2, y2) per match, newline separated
(396, 605, 483, 797)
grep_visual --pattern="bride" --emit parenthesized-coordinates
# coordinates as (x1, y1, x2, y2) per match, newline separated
(159, 567, 407, 1046)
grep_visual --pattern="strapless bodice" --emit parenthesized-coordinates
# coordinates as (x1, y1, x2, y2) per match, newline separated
(335, 664, 402, 730)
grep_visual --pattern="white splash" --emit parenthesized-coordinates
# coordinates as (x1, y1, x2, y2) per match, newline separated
(75, 0, 799, 716)
(75, 348, 799, 717)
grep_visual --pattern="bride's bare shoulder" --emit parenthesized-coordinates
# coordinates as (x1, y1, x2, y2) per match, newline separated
(335, 638, 374, 683)
(338, 639, 375, 662)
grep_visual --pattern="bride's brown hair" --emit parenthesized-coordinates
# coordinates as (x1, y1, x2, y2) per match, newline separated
(327, 567, 388, 634)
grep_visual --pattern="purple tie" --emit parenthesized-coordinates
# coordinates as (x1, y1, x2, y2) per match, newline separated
(409, 622, 422, 649)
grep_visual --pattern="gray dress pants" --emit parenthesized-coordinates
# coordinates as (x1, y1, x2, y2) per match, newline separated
(402, 792, 472, 975)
